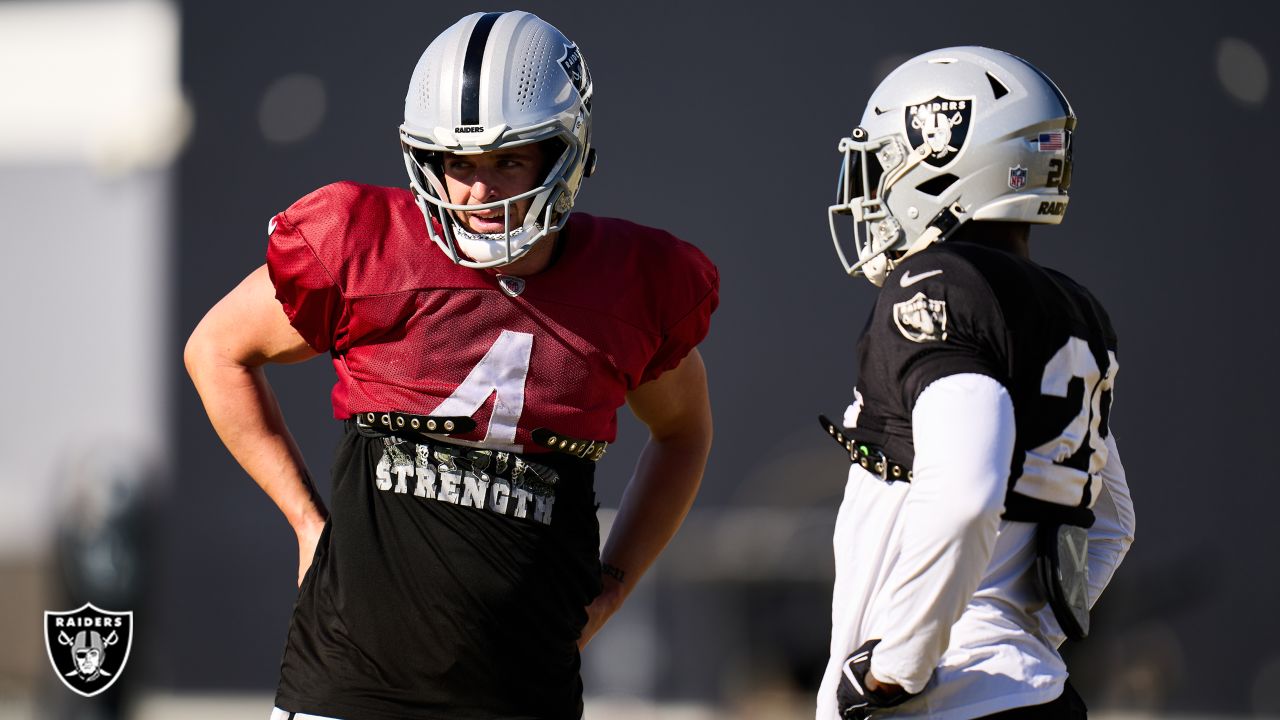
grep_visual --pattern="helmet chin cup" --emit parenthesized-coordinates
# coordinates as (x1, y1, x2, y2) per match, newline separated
(450, 219, 539, 266)
(859, 250, 892, 287)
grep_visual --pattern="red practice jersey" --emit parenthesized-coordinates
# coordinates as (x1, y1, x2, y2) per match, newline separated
(266, 182, 718, 453)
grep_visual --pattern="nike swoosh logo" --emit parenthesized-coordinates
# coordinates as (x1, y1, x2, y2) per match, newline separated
(899, 269, 943, 287)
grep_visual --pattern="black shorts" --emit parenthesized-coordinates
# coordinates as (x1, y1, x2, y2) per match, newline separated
(275, 423, 602, 720)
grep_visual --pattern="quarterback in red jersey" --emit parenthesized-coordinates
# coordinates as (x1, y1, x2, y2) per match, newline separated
(185, 11, 717, 720)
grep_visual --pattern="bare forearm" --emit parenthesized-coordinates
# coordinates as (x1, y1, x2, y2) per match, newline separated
(601, 432, 709, 598)
(187, 354, 326, 532)
(576, 349, 712, 649)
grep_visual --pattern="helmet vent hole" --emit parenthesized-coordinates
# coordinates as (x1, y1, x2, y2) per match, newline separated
(418, 64, 431, 106)
(928, 57, 957, 64)
(915, 174, 959, 197)
(986, 72, 1009, 99)
(873, 105, 889, 116)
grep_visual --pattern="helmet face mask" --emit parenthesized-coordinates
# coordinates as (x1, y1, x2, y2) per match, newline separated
(399, 12, 595, 269)
(829, 131, 919, 285)
(828, 47, 1076, 285)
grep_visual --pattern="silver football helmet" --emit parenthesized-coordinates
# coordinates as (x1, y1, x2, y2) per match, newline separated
(400, 11, 595, 268)
(829, 47, 1075, 286)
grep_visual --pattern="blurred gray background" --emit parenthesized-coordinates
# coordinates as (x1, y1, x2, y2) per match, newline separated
(2, 0, 1278, 717)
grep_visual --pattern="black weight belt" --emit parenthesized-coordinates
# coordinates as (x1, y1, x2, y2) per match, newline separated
(354, 411, 608, 463)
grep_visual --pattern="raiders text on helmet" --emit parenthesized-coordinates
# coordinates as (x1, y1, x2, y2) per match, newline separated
(400, 11, 595, 268)
(828, 47, 1075, 286)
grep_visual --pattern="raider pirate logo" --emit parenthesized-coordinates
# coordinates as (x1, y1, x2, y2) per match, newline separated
(893, 291, 948, 342)
(44, 603, 133, 697)
(905, 96, 973, 169)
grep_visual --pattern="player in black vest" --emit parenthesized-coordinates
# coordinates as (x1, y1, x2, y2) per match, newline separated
(817, 48, 1136, 719)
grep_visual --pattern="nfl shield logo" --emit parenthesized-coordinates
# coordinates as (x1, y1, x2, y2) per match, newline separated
(496, 275, 526, 297)
(1008, 165, 1028, 190)
(44, 603, 134, 697)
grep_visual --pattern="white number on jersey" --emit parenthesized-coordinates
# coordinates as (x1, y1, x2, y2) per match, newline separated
(1018, 337, 1118, 507)
(431, 329, 534, 452)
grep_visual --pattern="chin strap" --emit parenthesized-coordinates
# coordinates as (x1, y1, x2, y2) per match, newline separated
(866, 203, 966, 287)
(900, 203, 967, 263)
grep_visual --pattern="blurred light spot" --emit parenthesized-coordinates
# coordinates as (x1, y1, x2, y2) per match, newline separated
(1102, 620, 1185, 710)
(1216, 37, 1269, 105)
(0, 0, 188, 173)
(591, 615, 659, 693)
(1252, 655, 1280, 714)
(259, 73, 327, 144)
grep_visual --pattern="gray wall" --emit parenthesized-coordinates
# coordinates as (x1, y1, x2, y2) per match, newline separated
(166, 0, 1280, 713)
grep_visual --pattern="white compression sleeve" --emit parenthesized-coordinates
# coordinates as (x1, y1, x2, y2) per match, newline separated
(1083, 433, 1135, 607)
(870, 373, 1015, 693)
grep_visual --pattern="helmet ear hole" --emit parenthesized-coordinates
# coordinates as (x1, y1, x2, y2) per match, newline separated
(409, 146, 441, 172)
(915, 173, 959, 196)
(539, 137, 568, 180)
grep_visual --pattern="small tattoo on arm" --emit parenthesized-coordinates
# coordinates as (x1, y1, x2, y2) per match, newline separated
(601, 562, 626, 583)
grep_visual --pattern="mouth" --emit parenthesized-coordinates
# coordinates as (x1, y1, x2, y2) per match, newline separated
(465, 210, 509, 232)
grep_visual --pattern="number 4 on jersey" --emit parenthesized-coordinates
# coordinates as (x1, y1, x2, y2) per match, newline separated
(431, 330, 533, 451)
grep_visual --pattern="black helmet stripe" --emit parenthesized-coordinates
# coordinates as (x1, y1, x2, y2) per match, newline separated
(1028, 63, 1072, 116)
(1006, 51, 1074, 123)
(460, 12, 504, 127)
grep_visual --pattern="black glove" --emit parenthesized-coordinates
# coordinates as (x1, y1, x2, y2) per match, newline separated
(836, 639, 916, 719)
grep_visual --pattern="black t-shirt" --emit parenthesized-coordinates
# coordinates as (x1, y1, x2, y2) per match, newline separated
(275, 423, 602, 720)
(850, 240, 1118, 523)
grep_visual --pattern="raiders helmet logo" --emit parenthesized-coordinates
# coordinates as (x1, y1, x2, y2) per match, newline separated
(904, 96, 974, 169)
(44, 603, 134, 697)
(893, 291, 948, 342)
(557, 43, 592, 101)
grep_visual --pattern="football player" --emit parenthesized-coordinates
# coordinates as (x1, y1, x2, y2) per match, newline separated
(816, 48, 1135, 719)
(185, 12, 717, 720)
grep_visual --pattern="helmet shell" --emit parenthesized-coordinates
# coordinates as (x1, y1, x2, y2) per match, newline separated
(400, 12, 594, 268)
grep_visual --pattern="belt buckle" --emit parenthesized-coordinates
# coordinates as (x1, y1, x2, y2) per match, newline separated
(870, 448, 888, 482)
